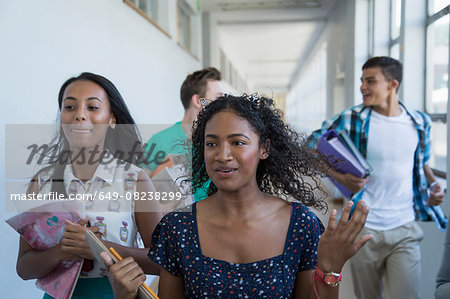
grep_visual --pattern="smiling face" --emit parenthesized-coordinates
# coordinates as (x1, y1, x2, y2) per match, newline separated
(204, 111, 268, 193)
(60, 80, 115, 151)
(360, 67, 398, 108)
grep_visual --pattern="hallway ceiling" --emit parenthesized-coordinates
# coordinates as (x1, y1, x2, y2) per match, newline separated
(201, 0, 321, 11)
(202, 0, 339, 96)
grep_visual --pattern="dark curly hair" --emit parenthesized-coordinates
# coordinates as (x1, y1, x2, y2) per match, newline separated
(191, 94, 330, 211)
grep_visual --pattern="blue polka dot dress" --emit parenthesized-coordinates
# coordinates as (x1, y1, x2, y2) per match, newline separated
(148, 202, 324, 298)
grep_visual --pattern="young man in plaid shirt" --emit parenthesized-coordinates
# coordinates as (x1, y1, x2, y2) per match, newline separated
(309, 56, 446, 299)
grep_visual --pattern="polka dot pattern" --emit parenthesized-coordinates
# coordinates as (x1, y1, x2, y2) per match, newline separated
(148, 202, 324, 298)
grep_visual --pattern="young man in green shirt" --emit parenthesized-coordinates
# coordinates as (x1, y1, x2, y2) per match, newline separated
(143, 67, 224, 202)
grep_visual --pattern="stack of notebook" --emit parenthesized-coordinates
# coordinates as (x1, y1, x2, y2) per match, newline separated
(317, 129, 372, 198)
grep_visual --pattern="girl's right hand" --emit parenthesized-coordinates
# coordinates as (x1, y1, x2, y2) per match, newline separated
(61, 219, 100, 259)
(316, 200, 372, 273)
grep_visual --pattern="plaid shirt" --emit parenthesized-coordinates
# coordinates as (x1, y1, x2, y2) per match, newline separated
(309, 103, 447, 231)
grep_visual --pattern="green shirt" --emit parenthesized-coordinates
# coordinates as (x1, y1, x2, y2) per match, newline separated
(143, 122, 208, 202)
(143, 122, 187, 171)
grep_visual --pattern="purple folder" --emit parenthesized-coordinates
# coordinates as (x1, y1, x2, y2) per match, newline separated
(317, 130, 370, 198)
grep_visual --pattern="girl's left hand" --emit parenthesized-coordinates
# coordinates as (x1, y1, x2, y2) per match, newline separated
(61, 218, 99, 259)
(316, 200, 372, 273)
(101, 252, 145, 299)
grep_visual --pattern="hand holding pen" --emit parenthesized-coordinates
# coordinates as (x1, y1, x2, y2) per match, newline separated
(101, 248, 159, 299)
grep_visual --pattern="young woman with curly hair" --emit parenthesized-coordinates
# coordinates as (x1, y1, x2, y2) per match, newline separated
(103, 94, 372, 299)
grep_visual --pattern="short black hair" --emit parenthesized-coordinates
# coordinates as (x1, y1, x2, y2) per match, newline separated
(363, 56, 403, 90)
(180, 67, 222, 110)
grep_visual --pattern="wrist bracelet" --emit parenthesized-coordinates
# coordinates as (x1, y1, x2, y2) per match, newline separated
(312, 270, 321, 299)
(314, 266, 342, 287)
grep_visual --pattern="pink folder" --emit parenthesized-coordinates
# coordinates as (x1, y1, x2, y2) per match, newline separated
(6, 201, 83, 299)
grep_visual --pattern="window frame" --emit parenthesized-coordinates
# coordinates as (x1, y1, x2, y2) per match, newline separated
(425, 4, 450, 117)
(425, 2, 449, 176)
(390, 0, 402, 40)
(123, 0, 171, 38)
(176, 0, 200, 60)
(388, 0, 402, 59)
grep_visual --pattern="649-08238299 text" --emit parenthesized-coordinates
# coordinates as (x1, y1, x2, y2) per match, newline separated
(10, 191, 182, 201)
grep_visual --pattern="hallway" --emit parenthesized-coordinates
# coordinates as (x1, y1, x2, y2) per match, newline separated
(1, 0, 449, 298)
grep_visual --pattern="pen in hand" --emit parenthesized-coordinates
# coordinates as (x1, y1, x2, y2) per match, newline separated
(108, 247, 159, 299)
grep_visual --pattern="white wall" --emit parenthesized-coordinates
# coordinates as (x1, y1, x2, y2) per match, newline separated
(0, 0, 202, 297)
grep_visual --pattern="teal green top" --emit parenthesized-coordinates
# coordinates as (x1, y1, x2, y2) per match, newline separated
(143, 122, 208, 202)
(43, 277, 113, 299)
(143, 122, 187, 171)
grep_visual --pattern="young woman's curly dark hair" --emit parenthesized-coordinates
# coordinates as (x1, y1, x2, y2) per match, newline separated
(191, 94, 330, 211)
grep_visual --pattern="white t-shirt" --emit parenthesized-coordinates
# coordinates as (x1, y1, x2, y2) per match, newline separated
(362, 107, 418, 230)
